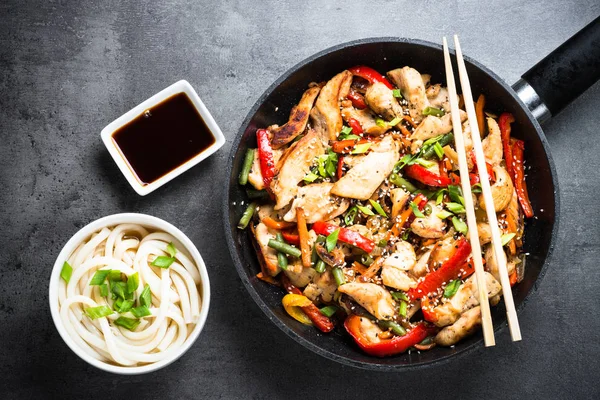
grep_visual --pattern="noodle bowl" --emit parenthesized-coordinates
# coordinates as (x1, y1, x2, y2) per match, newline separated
(49, 214, 210, 374)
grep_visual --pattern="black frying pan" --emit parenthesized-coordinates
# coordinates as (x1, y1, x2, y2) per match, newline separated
(223, 17, 600, 370)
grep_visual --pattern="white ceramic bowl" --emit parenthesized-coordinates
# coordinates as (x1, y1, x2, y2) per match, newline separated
(101, 80, 225, 196)
(49, 213, 211, 375)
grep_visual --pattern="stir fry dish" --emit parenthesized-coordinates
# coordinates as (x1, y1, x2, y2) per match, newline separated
(237, 65, 533, 357)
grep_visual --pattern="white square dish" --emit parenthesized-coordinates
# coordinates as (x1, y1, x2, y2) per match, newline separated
(101, 80, 225, 196)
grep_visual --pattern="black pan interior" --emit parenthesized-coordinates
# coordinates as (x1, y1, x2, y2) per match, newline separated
(223, 38, 558, 370)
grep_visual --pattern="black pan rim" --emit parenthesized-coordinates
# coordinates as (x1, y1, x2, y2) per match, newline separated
(223, 36, 560, 371)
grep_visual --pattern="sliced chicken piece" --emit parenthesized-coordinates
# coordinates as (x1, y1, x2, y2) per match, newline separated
(421, 74, 431, 87)
(410, 201, 447, 239)
(381, 241, 417, 291)
(482, 117, 503, 166)
(477, 222, 492, 245)
(271, 130, 324, 210)
(435, 306, 482, 346)
(310, 70, 353, 143)
(253, 222, 280, 276)
(341, 105, 390, 136)
(331, 136, 400, 200)
(283, 183, 350, 223)
(390, 188, 411, 219)
(410, 111, 467, 153)
(364, 81, 404, 121)
(303, 270, 337, 303)
(341, 154, 366, 169)
(270, 86, 321, 149)
(338, 282, 396, 320)
(247, 147, 284, 191)
(484, 244, 507, 282)
(479, 165, 514, 212)
(256, 204, 288, 223)
(462, 272, 502, 310)
(284, 259, 317, 288)
(429, 236, 457, 269)
(413, 249, 432, 278)
(387, 67, 429, 123)
(426, 84, 452, 112)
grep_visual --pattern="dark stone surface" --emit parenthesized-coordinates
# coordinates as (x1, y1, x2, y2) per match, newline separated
(1, 1, 599, 398)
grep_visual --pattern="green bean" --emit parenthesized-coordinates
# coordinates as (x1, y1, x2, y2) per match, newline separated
(237, 202, 257, 229)
(389, 173, 417, 193)
(267, 239, 301, 258)
(238, 148, 256, 185)
(246, 189, 270, 200)
(314, 259, 326, 273)
(332, 267, 346, 286)
(422, 106, 445, 117)
(275, 233, 289, 269)
(378, 320, 407, 336)
(422, 133, 454, 159)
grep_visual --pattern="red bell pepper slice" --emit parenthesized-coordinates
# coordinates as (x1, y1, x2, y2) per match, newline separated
(312, 221, 375, 253)
(331, 138, 370, 154)
(499, 113, 516, 178)
(337, 156, 345, 180)
(281, 275, 334, 333)
(347, 89, 367, 109)
(256, 129, 275, 192)
(281, 232, 300, 245)
(347, 118, 364, 135)
(344, 315, 438, 357)
(404, 164, 452, 187)
(348, 66, 394, 90)
(408, 237, 473, 300)
(511, 140, 534, 218)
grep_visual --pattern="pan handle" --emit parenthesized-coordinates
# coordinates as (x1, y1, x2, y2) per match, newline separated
(514, 15, 600, 123)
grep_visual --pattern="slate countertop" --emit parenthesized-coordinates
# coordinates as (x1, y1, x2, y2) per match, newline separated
(2, 1, 599, 398)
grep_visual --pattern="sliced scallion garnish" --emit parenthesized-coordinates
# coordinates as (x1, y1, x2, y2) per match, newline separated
(131, 305, 152, 318)
(319, 305, 338, 318)
(99, 283, 109, 297)
(356, 204, 375, 216)
(60, 261, 73, 283)
(325, 229, 340, 252)
(85, 305, 113, 320)
(151, 256, 175, 269)
(351, 143, 372, 154)
(114, 316, 141, 331)
(433, 142, 445, 160)
(445, 202, 466, 214)
(436, 210, 453, 219)
(391, 291, 408, 302)
(410, 202, 425, 218)
(140, 284, 152, 308)
(369, 199, 387, 217)
(126, 272, 139, 294)
(388, 117, 401, 126)
(501, 233, 516, 246)
(116, 299, 134, 313)
(444, 279, 461, 298)
(392, 89, 402, 98)
(166, 242, 177, 258)
(451, 216, 468, 234)
(340, 126, 353, 135)
(414, 158, 436, 168)
(375, 118, 387, 127)
(89, 269, 110, 286)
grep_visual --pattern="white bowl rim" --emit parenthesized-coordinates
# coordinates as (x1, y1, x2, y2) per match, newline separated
(48, 213, 211, 375)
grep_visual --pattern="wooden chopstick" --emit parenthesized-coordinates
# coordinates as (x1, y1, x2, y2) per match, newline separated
(442, 37, 495, 347)
(452, 35, 522, 342)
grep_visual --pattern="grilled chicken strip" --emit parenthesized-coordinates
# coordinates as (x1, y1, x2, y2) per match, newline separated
(410, 111, 467, 153)
(283, 183, 350, 224)
(271, 129, 324, 210)
(310, 70, 352, 143)
(338, 282, 396, 320)
(270, 86, 321, 149)
(411, 201, 447, 239)
(482, 117, 503, 166)
(387, 67, 429, 123)
(331, 136, 400, 200)
(364, 81, 404, 121)
(341, 103, 390, 136)
(426, 84, 452, 112)
(435, 306, 482, 346)
(381, 241, 417, 291)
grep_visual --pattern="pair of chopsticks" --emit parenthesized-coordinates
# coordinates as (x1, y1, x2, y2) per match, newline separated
(442, 36, 521, 346)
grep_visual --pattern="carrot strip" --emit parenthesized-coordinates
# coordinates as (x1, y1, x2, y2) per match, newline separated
(475, 94, 485, 137)
(352, 261, 368, 275)
(256, 272, 280, 286)
(361, 257, 384, 280)
(403, 115, 417, 128)
(296, 208, 311, 268)
(262, 216, 295, 230)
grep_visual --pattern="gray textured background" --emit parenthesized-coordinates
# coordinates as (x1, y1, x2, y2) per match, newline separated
(2, 1, 600, 399)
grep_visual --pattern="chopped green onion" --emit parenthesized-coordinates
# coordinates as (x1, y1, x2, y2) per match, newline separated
(410, 202, 425, 218)
(501, 233, 516, 246)
(436, 210, 453, 219)
(448, 185, 464, 206)
(391, 291, 408, 302)
(389, 173, 417, 193)
(246, 189, 270, 200)
(109, 270, 122, 282)
(369, 200, 387, 217)
(332, 267, 346, 286)
(303, 171, 320, 183)
(435, 189, 447, 205)
(151, 256, 175, 269)
(445, 202, 466, 214)
(351, 143, 372, 154)
(114, 316, 141, 331)
(319, 305, 338, 318)
(131, 305, 152, 318)
(388, 117, 401, 126)
(89, 269, 110, 286)
(60, 261, 73, 283)
(314, 259, 326, 273)
(166, 242, 177, 258)
(378, 239, 388, 247)
(99, 283, 109, 297)
(378, 320, 406, 336)
(344, 206, 358, 226)
(326, 229, 340, 252)
(414, 158, 436, 168)
(238, 148, 255, 185)
(423, 203, 432, 215)
(422, 134, 445, 147)
(375, 118, 387, 127)
(421, 133, 454, 159)
(452, 216, 468, 234)
(85, 306, 113, 320)
(401, 229, 411, 240)
(356, 204, 375, 216)
(392, 89, 402, 98)
(237, 202, 257, 230)
(267, 240, 302, 258)
(140, 284, 152, 308)
(116, 299, 134, 313)
(444, 279, 462, 298)
(340, 126, 353, 136)
(395, 154, 416, 171)
(361, 254, 374, 266)
(471, 183, 483, 194)
(433, 142, 445, 160)
(111, 281, 127, 299)
(126, 272, 139, 294)
(398, 301, 408, 318)
(422, 106, 445, 117)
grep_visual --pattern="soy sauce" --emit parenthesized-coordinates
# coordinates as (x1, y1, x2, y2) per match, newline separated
(112, 92, 215, 185)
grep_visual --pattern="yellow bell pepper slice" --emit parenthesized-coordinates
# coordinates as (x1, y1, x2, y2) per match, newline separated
(282, 294, 313, 325)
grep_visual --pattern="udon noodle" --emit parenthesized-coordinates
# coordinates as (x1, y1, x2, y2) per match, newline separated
(58, 224, 202, 366)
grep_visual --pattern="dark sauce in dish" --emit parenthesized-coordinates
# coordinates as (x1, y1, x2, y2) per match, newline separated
(112, 92, 215, 185)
